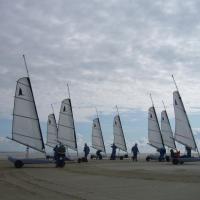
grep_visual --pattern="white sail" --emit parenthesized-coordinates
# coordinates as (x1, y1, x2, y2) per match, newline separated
(57, 98, 77, 151)
(148, 106, 164, 149)
(161, 110, 176, 149)
(46, 113, 58, 147)
(92, 118, 106, 152)
(173, 91, 197, 150)
(113, 115, 127, 152)
(12, 77, 45, 152)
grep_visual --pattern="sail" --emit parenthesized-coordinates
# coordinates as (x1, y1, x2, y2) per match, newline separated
(113, 115, 127, 152)
(46, 113, 58, 147)
(57, 98, 77, 151)
(161, 110, 176, 149)
(92, 118, 106, 152)
(12, 77, 45, 152)
(148, 106, 164, 149)
(173, 91, 197, 150)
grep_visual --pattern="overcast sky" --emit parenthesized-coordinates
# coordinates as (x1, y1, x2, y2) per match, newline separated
(1, 0, 200, 153)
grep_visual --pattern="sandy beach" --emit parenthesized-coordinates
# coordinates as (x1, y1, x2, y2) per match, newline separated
(0, 156, 200, 200)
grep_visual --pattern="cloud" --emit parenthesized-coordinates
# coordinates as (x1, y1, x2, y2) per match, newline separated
(1, 1, 200, 153)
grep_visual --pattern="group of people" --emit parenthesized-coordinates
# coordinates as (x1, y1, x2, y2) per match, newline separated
(110, 143, 139, 161)
(53, 142, 192, 163)
(53, 143, 66, 167)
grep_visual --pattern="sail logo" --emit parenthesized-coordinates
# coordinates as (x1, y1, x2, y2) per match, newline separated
(63, 106, 66, 112)
(175, 99, 178, 105)
(18, 88, 23, 96)
(48, 119, 51, 124)
(150, 114, 153, 118)
(94, 123, 97, 128)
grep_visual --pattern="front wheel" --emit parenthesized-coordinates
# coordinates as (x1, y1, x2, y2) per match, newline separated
(14, 160, 24, 168)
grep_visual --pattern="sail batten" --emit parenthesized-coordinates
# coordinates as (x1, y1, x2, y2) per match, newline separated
(12, 77, 45, 152)
(113, 115, 127, 152)
(92, 118, 106, 152)
(148, 106, 164, 149)
(161, 110, 176, 149)
(57, 98, 77, 151)
(173, 91, 197, 150)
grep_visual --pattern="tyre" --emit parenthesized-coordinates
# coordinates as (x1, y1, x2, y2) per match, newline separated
(120, 156, 123, 160)
(146, 156, 150, 162)
(172, 158, 179, 165)
(14, 160, 24, 168)
(124, 154, 128, 158)
(165, 156, 170, 162)
(180, 161, 184, 165)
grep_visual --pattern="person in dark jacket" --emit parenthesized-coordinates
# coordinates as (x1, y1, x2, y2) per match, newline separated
(186, 146, 192, 157)
(54, 143, 66, 167)
(158, 147, 166, 161)
(110, 143, 117, 160)
(53, 145, 59, 160)
(131, 143, 139, 161)
(83, 143, 90, 160)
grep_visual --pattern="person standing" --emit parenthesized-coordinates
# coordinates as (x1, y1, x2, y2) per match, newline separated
(131, 143, 139, 161)
(110, 143, 117, 160)
(186, 146, 192, 158)
(83, 143, 90, 160)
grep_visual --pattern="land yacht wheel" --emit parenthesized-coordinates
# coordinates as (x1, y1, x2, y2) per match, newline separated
(172, 158, 179, 165)
(146, 156, 150, 162)
(14, 160, 24, 168)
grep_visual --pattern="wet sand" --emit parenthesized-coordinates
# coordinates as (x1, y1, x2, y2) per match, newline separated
(0, 157, 200, 200)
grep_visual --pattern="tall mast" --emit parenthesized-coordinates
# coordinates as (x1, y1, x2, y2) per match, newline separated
(23, 54, 30, 78)
(67, 83, 71, 99)
(150, 93, 154, 106)
(116, 105, 119, 115)
(67, 83, 79, 158)
(162, 100, 167, 111)
(95, 107, 99, 119)
(172, 74, 179, 91)
(150, 93, 164, 148)
(51, 104, 55, 114)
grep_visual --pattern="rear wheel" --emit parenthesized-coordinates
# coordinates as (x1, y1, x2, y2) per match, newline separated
(165, 156, 170, 162)
(146, 156, 150, 162)
(172, 158, 179, 165)
(180, 161, 184, 165)
(14, 160, 24, 168)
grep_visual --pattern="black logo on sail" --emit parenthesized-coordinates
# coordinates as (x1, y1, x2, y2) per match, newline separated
(18, 88, 23, 96)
